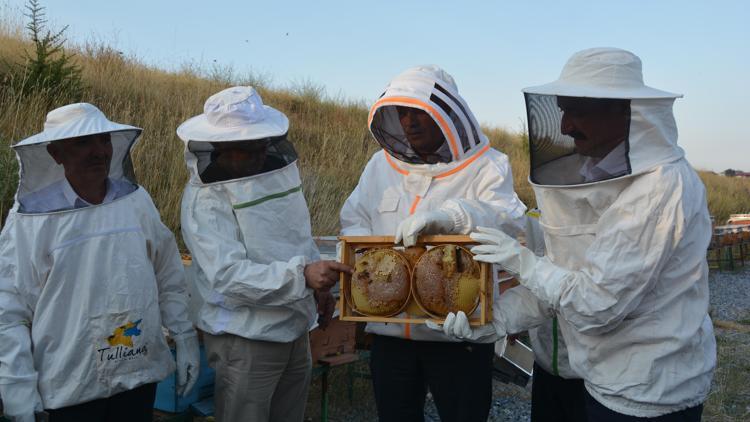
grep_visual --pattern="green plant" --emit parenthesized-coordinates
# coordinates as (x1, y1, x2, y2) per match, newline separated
(9, 0, 83, 102)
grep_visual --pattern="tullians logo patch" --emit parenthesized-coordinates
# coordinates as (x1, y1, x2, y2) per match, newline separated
(97, 319, 148, 362)
(107, 319, 142, 347)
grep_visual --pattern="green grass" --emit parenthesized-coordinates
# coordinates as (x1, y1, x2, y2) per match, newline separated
(703, 330, 750, 421)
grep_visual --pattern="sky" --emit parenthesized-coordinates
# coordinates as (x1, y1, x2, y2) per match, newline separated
(2, 0, 748, 172)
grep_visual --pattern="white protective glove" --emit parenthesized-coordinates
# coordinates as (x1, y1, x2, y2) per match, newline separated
(395, 210, 457, 247)
(470, 226, 568, 308)
(469, 226, 534, 277)
(0, 381, 43, 422)
(425, 311, 503, 343)
(174, 333, 200, 396)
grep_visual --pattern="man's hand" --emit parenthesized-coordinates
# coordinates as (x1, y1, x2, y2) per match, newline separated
(314, 289, 336, 329)
(304, 260, 352, 290)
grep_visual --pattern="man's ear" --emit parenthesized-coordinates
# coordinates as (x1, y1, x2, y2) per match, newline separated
(46, 143, 64, 164)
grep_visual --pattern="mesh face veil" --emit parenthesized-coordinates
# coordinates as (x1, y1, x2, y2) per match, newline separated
(526, 93, 632, 186)
(370, 105, 452, 164)
(187, 134, 298, 183)
(15, 134, 140, 215)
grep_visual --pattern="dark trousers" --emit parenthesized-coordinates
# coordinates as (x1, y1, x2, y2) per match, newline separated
(531, 363, 587, 422)
(45, 383, 156, 422)
(585, 388, 703, 421)
(369, 334, 494, 422)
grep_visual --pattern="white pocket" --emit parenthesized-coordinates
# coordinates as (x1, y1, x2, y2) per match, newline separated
(377, 192, 400, 214)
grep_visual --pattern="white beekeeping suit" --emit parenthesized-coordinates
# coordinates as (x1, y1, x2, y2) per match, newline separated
(0, 103, 198, 421)
(468, 48, 716, 418)
(179, 86, 338, 422)
(179, 86, 319, 342)
(340, 65, 527, 343)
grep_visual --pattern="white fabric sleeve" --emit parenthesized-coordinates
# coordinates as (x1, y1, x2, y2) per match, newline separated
(440, 154, 527, 237)
(519, 183, 686, 336)
(494, 285, 553, 335)
(182, 194, 311, 307)
(141, 200, 196, 339)
(0, 216, 44, 414)
(339, 161, 375, 236)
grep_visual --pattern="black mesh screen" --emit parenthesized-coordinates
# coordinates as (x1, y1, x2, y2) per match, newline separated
(189, 135, 298, 183)
(526, 93, 632, 186)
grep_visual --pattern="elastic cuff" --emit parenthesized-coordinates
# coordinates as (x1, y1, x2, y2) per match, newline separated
(520, 253, 566, 309)
(171, 330, 198, 342)
(440, 201, 468, 234)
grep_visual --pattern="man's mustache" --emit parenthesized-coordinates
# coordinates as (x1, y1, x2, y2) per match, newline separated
(567, 131, 587, 140)
(86, 159, 109, 167)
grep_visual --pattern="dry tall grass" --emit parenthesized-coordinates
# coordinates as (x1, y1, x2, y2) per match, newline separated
(698, 171, 750, 225)
(2, 18, 749, 242)
(0, 21, 533, 240)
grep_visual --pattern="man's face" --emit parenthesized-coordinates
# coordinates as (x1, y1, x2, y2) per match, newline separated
(47, 133, 113, 184)
(213, 141, 267, 179)
(396, 106, 445, 156)
(557, 96, 630, 158)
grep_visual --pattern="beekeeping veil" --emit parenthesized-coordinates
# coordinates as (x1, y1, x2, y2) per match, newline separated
(368, 65, 488, 165)
(178, 86, 297, 184)
(523, 47, 683, 186)
(12, 103, 140, 213)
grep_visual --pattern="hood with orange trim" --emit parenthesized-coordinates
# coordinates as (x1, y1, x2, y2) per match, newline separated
(368, 65, 489, 166)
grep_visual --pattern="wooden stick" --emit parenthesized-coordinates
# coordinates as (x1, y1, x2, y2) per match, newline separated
(713, 319, 750, 333)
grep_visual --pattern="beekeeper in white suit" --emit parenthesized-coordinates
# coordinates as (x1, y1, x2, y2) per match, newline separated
(340, 65, 526, 421)
(178, 86, 351, 422)
(435, 48, 716, 421)
(0, 103, 199, 422)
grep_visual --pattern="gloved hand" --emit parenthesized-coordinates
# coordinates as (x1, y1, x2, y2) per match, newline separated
(469, 226, 527, 275)
(471, 226, 568, 308)
(174, 333, 200, 397)
(425, 311, 502, 342)
(0, 381, 43, 422)
(395, 210, 457, 247)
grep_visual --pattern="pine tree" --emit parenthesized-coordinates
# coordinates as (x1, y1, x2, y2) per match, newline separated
(18, 0, 83, 100)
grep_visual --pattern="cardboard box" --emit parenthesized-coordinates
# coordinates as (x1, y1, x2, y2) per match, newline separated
(309, 317, 357, 363)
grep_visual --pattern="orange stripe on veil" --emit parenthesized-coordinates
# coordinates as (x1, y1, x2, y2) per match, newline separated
(369, 96, 460, 160)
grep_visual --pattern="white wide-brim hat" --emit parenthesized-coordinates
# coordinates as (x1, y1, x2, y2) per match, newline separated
(176, 86, 289, 143)
(14, 102, 141, 147)
(523, 47, 682, 99)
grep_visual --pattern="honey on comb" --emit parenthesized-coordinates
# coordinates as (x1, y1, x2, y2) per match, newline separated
(350, 248, 410, 316)
(413, 245, 480, 317)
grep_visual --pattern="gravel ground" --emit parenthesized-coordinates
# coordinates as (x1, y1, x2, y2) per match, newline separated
(422, 381, 532, 422)
(709, 265, 750, 322)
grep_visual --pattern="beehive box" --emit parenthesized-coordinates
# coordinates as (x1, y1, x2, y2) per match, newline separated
(309, 316, 357, 362)
(338, 235, 492, 326)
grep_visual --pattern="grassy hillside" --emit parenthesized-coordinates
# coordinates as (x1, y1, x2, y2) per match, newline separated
(0, 20, 534, 239)
(1, 19, 749, 242)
